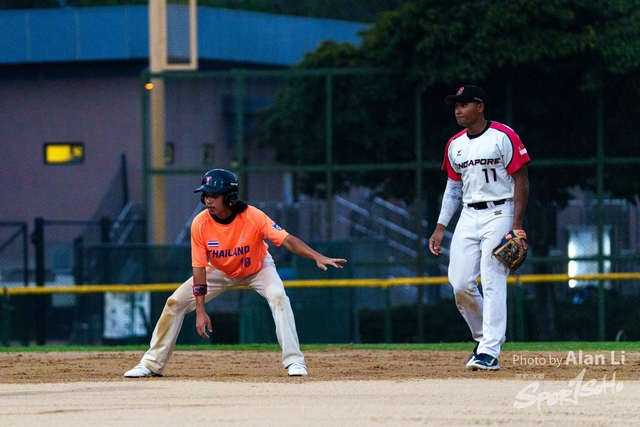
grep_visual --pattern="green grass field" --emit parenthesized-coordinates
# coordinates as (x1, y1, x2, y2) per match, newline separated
(1, 341, 638, 353)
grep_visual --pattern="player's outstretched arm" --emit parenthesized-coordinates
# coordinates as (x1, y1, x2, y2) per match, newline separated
(282, 234, 347, 271)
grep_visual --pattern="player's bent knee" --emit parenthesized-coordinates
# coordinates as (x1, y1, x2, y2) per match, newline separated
(450, 281, 476, 294)
(165, 296, 190, 313)
(265, 286, 288, 306)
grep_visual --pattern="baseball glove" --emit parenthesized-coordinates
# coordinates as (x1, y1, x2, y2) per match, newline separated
(492, 229, 528, 273)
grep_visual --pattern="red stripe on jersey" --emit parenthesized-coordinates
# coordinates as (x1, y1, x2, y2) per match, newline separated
(442, 129, 466, 181)
(490, 122, 530, 174)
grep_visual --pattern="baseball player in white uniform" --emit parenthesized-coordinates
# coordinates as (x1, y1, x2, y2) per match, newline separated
(124, 169, 347, 378)
(429, 85, 530, 370)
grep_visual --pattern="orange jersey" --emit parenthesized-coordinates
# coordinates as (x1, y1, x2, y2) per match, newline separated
(190, 205, 289, 278)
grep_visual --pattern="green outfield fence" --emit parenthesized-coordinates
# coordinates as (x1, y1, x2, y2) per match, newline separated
(2, 272, 640, 347)
(137, 67, 640, 346)
(2, 68, 640, 347)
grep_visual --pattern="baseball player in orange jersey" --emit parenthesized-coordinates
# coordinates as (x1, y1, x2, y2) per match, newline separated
(125, 169, 347, 378)
(429, 85, 530, 371)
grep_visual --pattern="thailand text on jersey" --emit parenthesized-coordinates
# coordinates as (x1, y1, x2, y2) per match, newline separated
(441, 121, 530, 204)
(190, 205, 289, 278)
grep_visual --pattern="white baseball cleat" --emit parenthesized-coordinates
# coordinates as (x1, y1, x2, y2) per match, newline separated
(468, 353, 500, 371)
(124, 363, 162, 378)
(287, 363, 308, 376)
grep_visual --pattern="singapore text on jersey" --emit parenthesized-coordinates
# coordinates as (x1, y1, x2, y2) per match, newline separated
(454, 157, 501, 170)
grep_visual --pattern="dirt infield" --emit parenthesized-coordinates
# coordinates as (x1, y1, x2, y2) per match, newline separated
(1, 349, 639, 426)
(1, 348, 638, 383)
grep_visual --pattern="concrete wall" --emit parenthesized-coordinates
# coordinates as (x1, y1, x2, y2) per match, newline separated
(0, 66, 143, 223)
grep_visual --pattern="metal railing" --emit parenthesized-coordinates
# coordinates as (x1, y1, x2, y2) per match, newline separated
(2, 272, 639, 346)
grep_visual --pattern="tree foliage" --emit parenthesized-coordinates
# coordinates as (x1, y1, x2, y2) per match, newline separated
(256, 42, 420, 199)
(257, 0, 640, 206)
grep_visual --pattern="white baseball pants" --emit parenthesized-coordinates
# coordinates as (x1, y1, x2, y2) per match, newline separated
(448, 201, 512, 358)
(139, 252, 305, 374)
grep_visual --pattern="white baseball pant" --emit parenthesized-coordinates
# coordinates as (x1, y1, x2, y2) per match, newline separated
(139, 252, 305, 374)
(448, 200, 512, 358)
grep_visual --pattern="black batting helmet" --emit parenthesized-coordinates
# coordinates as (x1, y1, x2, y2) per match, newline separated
(194, 169, 239, 206)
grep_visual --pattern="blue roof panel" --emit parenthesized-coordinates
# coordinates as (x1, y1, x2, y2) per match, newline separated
(29, 9, 77, 61)
(0, 11, 29, 62)
(0, 6, 368, 66)
(198, 8, 368, 65)
(77, 7, 148, 60)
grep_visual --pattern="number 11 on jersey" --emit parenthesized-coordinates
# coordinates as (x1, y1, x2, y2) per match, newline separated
(483, 168, 497, 183)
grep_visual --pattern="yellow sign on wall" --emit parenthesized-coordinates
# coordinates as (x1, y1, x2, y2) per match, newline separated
(44, 143, 84, 165)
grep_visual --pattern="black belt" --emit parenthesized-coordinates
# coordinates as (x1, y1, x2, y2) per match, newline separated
(467, 199, 506, 210)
